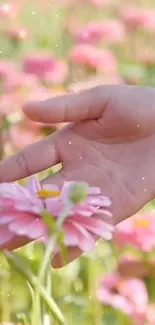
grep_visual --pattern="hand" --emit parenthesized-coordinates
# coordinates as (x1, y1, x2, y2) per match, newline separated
(0, 84, 155, 266)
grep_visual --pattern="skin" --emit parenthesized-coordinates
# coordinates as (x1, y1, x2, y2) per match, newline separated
(0, 84, 155, 267)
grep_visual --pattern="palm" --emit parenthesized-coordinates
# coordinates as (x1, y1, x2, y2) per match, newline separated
(53, 92, 155, 225)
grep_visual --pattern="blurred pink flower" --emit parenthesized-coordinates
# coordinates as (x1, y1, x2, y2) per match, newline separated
(5, 26, 28, 41)
(3, 72, 39, 93)
(70, 45, 117, 73)
(0, 2, 19, 18)
(10, 125, 40, 149)
(0, 60, 16, 80)
(23, 53, 68, 83)
(97, 273, 148, 323)
(0, 93, 24, 116)
(0, 176, 113, 251)
(44, 61, 68, 85)
(76, 20, 126, 44)
(120, 7, 155, 30)
(114, 213, 155, 252)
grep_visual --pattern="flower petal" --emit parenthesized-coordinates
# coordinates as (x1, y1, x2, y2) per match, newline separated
(72, 222, 95, 251)
(0, 214, 15, 225)
(26, 176, 41, 194)
(88, 187, 101, 195)
(86, 196, 111, 207)
(71, 215, 114, 240)
(0, 226, 14, 247)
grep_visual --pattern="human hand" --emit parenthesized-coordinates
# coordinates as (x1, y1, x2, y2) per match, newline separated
(0, 84, 155, 266)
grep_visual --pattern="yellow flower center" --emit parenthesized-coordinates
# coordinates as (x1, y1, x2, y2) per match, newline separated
(134, 218, 150, 228)
(37, 189, 60, 198)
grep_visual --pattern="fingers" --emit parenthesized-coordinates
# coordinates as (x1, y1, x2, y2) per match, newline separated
(23, 85, 112, 123)
(0, 133, 60, 182)
(52, 247, 82, 268)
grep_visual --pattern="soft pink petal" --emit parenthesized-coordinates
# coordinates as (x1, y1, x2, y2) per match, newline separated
(97, 209, 113, 217)
(21, 219, 46, 239)
(26, 176, 41, 195)
(45, 198, 63, 216)
(70, 215, 114, 239)
(63, 222, 81, 246)
(15, 201, 44, 213)
(86, 196, 111, 207)
(97, 288, 112, 304)
(72, 222, 95, 251)
(0, 226, 14, 247)
(0, 197, 16, 208)
(88, 187, 101, 195)
(0, 214, 15, 225)
(8, 213, 36, 235)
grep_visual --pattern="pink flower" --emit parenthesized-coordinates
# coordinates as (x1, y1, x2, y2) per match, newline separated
(0, 3, 19, 18)
(5, 26, 28, 41)
(44, 60, 68, 85)
(9, 125, 40, 149)
(0, 176, 113, 252)
(0, 60, 16, 80)
(97, 273, 148, 322)
(70, 45, 117, 73)
(114, 213, 155, 252)
(3, 72, 39, 93)
(120, 7, 155, 30)
(76, 20, 126, 44)
(23, 53, 68, 83)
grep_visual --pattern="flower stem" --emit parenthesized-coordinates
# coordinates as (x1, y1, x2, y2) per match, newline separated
(37, 202, 72, 284)
(34, 203, 72, 325)
(4, 251, 67, 325)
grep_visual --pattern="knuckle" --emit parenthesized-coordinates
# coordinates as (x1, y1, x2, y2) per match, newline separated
(16, 151, 31, 177)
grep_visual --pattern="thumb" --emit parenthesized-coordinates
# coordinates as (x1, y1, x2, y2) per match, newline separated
(23, 85, 112, 124)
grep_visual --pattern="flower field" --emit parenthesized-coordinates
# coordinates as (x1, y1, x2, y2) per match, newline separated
(0, 0, 155, 324)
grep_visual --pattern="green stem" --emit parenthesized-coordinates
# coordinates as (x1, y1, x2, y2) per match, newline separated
(34, 203, 72, 325)
(4, 251, 67, 325)
(37, 202, 72, 284)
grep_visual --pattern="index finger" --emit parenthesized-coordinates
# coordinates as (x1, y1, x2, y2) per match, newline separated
(0, 133, 60, 182)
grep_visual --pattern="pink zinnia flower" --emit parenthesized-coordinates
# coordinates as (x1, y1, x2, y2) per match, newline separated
(114, 213, 155, 252)
(76, 20, 126, 44)
(70, 45, 117, 73)
(120, 7, 155, 30)
(0, 176, 113, 252)
(97, 273, 148, 322)
(23, 53, 68, 83)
